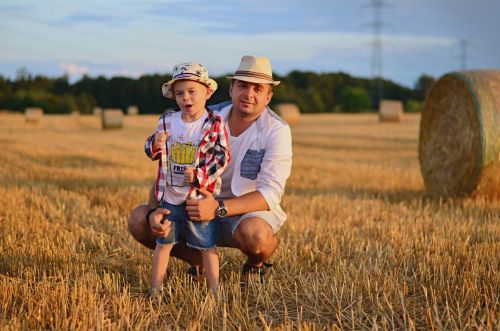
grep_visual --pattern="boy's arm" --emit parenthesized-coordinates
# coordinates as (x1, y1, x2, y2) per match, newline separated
(145, 115, 169, 160)
(144, 133, 160, 160)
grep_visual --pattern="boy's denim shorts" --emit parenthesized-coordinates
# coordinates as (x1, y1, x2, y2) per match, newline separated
(156, 201, 216, 250)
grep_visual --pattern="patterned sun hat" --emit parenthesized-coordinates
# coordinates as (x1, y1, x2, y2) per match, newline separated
(162, 63, 218, 99)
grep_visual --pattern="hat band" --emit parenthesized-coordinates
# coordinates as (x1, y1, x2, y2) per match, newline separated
(234, 70, 273, 82)
(173, 72, 202, 79)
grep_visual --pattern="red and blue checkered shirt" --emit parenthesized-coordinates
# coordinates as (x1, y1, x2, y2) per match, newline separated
(145, 109, 231, 202)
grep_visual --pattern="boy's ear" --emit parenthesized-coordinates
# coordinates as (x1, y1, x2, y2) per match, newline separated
(206, 87, 214, 99)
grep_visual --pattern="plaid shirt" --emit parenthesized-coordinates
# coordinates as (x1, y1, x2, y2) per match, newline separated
(145, 109, 230, 202)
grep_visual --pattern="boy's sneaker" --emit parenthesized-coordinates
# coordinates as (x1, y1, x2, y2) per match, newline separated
(147, 286, 163, 301)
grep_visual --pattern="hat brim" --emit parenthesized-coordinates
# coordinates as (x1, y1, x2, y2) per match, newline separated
(162, 77, 218, 99)
(227, 75, 280, 86)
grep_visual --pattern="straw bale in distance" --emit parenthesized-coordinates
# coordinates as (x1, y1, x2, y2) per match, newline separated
(101, 108, 124, 130)
(273, 103, 301, 125)
(419, 70, 500, 198)
(379, 100, 403, 122)
(127, 105, 139, 115)
(25, 107, 44, 123)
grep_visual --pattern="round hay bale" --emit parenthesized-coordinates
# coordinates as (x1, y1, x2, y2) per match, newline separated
(379, 100, 403, 122)
(25, 107, 44, 123)
(127, 105, 139, 115)
(93, 107, 102, 116)
(101, 108, 124, 130)
(419, 70, 500, 198)
(273, 103, 301, 125)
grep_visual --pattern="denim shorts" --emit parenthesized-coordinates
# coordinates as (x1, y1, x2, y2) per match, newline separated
(156, 201, 216, 250)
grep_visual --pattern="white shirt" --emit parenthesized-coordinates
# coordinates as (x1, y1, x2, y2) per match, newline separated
(218, 125, 252, 199)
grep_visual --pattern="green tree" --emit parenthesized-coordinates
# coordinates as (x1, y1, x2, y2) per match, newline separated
(414, 74, 436, 101)
(340, 87, 371, 112)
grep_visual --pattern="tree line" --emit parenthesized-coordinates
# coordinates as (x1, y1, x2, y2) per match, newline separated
(0, 68, 436, 114)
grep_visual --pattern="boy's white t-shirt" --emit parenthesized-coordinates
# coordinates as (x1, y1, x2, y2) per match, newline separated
(162, 111, 208, 205)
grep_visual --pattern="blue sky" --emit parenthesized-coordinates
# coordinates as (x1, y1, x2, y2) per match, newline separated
(1, 0, 499, 87)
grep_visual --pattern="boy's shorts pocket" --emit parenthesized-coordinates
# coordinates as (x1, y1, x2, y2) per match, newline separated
(240, 149, 265, 180)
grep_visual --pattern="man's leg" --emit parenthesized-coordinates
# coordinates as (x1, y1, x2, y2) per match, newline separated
(127, 204, 202, 266)
(233, 217, 278, 267)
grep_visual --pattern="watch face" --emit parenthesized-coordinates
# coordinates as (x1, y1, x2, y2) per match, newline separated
(218, 208, 227, 217)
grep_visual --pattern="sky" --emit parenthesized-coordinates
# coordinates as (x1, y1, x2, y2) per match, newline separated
(1, 0, 499, 88)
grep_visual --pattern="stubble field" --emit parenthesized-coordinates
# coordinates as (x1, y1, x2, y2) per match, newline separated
(0, 112, 498, 330)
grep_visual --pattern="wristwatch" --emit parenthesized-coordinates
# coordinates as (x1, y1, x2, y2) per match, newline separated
(215, 200, 228, 218)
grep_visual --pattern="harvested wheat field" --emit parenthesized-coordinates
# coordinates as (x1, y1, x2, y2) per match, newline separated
(0, 112, 498, 330)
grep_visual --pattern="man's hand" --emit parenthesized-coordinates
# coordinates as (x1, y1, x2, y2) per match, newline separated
(185, 188, 218, 221)
(184, 167, 195, 184)
(148, 208, 171, 237)
(153, 131, 169, 150)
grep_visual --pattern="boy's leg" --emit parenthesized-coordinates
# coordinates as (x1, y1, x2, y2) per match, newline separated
(151, 243, 173, 288)
(201, 248, 219, 294)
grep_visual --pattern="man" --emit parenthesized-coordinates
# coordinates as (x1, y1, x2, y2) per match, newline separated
(128, 55, 292, 281)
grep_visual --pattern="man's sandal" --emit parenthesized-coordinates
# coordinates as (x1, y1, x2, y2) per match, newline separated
(186, 266, 203, 282)
(241, 262, 273, 285)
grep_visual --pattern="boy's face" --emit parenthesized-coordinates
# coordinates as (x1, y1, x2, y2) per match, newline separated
(229, 80, 273, 120)
(173, 80, 211, 121)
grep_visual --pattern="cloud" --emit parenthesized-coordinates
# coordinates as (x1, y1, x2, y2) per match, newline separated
(59, 62, 89, 77)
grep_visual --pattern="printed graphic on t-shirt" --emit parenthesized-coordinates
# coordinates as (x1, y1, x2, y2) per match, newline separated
(168, 140, 197, 187)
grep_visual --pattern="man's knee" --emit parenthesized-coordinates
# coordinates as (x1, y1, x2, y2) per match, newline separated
(234, 217, 277, 254)
(127, 204, 156, 250)
(127, 204, 148, 234)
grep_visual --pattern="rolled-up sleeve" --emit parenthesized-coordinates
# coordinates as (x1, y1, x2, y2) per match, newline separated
(145, 115, 167, 160)
(255, 124, 292, 210)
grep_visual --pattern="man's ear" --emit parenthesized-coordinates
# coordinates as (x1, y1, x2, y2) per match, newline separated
(265, 91, 273, 106)
(229, 83, 233, 98)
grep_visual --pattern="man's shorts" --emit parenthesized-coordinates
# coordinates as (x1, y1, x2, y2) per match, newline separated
(211, 210, 284, 248)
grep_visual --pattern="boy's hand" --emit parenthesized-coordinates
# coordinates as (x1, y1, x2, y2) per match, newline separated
(184, 167, 196, 184)
(153, 131, 169, 150)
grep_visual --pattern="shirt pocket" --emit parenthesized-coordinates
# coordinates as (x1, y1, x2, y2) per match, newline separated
(240, 149, 265, 180)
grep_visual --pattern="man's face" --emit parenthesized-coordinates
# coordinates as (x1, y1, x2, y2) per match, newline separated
(229, 80, 273, 118)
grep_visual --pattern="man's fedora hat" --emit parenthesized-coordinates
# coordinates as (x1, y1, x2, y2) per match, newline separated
(162, 62, 218, 99)
(227, 55, 280, 86)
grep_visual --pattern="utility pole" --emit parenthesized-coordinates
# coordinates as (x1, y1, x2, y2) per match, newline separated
(368, 0, 388, 108)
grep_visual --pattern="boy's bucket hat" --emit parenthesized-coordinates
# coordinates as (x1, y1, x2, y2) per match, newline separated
(162, 63, 218, 99)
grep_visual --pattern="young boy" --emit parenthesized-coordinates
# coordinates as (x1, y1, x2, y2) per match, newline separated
(144, 63, 230, 298)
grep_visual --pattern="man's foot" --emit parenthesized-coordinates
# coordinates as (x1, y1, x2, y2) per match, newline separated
(240, 263, 267, 286)
(187, 266, 203, 282)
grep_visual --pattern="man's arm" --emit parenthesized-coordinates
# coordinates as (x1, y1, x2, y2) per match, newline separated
(186, 122, 292, 221)
(186, 190, 268, 221)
